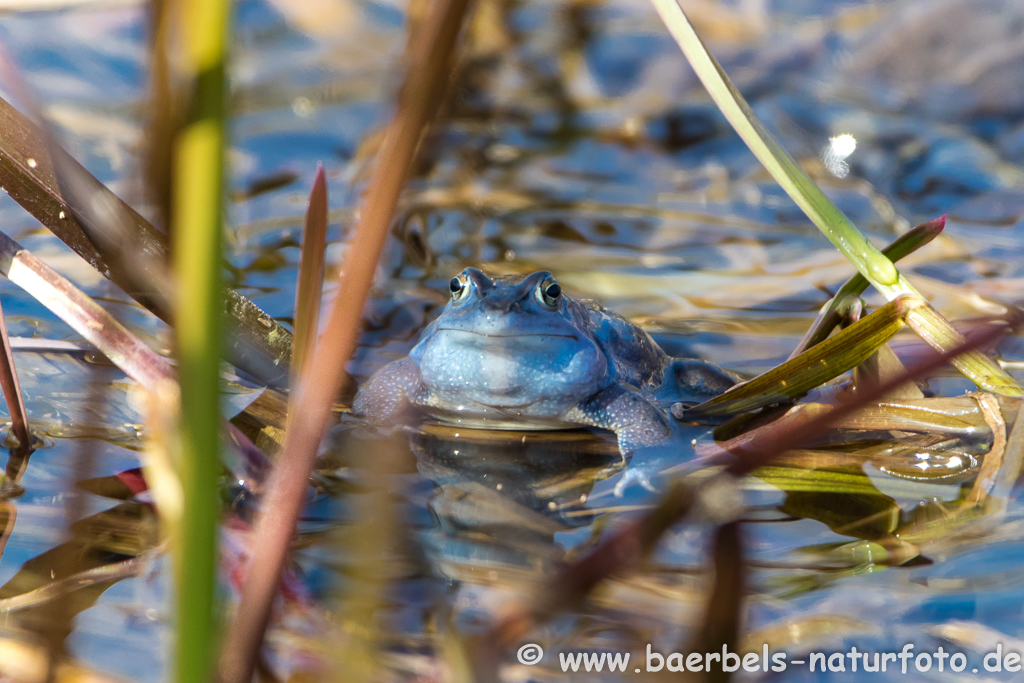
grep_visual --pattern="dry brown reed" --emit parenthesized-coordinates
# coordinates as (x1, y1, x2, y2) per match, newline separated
(217, 1, 474, 680)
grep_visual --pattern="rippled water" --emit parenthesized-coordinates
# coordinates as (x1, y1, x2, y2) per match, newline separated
(1, 0, 1024, 680)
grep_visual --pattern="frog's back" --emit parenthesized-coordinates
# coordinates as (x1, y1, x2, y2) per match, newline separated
(566, 297, 669, 392)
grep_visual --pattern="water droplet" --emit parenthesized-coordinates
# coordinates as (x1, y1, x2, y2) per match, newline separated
(26, 158, 37, 169)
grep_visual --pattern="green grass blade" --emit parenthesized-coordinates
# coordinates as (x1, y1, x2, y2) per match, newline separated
(685, 296, 922, 419)
(905, 304, 1021, 395)
(792, 216, 945, 357)
(650, 0, 1021, 397)
(651, 0, 898, 290)
(833, 216, 945, 305)
(171, 0, 230, 680)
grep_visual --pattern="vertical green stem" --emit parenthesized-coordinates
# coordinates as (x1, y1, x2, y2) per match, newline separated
(171, 0, 229, 681)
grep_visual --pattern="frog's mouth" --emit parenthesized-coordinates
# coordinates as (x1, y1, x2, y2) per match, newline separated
(435, 328, 580, 340)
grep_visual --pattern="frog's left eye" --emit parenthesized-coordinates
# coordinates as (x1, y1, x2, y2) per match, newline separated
(449, 276, 468, 301)
(538, 278, 561, 308)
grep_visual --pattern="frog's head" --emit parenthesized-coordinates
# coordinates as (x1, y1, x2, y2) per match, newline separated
(436, 268, 577, 337)
(411, 268, 608, 416)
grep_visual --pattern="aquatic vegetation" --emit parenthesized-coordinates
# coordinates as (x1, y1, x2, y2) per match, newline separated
(168, 0, 231, 680)
(651, 0, 1020, 398)
(291, 164, 328, 379)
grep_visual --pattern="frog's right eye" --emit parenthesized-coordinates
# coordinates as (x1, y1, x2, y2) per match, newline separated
(449, 276, 467, 301)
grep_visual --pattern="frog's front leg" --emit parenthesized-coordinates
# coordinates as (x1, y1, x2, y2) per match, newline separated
(567, 384, 686, 495)
(352, 357, 427, 427)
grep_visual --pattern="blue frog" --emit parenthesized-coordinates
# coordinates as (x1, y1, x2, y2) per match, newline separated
(353, 268, 736, 493)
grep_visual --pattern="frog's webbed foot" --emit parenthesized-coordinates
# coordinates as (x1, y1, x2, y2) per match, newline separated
(611, 464, 660, 496)
(351, 357, 426, 431)
(568, 384, 688, 496)
(598, 438, 691, 497)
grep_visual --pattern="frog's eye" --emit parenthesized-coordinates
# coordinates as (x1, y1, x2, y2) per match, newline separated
(449, 276, 467, 301)
(538, 278, 561, 308)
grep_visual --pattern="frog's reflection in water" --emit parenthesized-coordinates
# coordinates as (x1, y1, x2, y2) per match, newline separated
(409, 423, 621, 582)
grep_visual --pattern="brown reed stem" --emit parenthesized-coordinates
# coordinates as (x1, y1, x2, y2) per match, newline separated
(0, 299, 30, 455)
(291, 163, 329, 379)
(217, 2, 473, 681)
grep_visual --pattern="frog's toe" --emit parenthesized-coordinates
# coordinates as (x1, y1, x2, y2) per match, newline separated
(669, 401, 697, 420)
